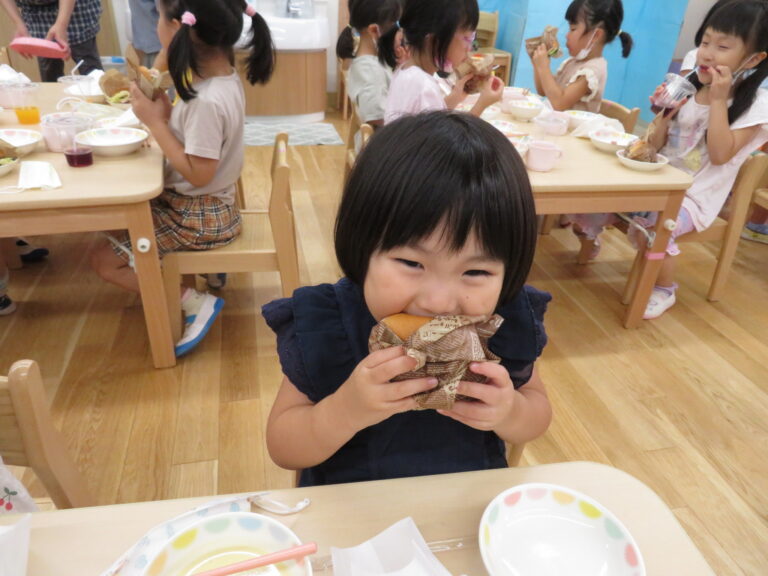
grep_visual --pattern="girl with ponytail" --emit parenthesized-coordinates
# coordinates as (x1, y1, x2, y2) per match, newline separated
(91, 0, 275, 357)
(530, 0, 632, 112)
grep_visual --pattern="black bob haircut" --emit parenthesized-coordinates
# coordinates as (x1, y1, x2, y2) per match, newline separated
(335, 111, 537, 307)
(378, 0, 479, 70)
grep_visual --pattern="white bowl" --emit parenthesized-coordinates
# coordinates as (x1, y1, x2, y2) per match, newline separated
(74, 127, 148, 156)
(534, 113, 569, 136)
(141, 511, 312, 576)
(480, 483, 645, 576)
(0, 128, 43, 156)
(565, 109, 598, 129)
(0, 156, 20, 177)
(502, 98, 544, 121)
(616, 149, 669, 172)
(589, 129, 638, 153)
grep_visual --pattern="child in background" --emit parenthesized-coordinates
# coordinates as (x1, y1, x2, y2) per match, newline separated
(379, 0, 503, 123)
(90, 0, 274, 357)
(336, 0, 401, 128)
(263, 111, 551, 486)
(530, 0, 632, 112)
(571, 0, 768, 319)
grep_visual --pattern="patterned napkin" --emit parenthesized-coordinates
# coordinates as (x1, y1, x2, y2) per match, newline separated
(369, 315, 503, 410)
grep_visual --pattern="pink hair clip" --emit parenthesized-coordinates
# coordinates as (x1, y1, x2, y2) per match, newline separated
(180, 11, 196, 26)
(245, 4, 257, 17)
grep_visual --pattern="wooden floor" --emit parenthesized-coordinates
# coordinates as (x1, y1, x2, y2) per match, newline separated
(2, 109, 767, 574)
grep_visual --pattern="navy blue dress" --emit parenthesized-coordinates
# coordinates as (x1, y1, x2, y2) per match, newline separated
(262, 278, 551, 486)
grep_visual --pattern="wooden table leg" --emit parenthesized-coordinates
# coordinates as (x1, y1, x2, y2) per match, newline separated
(623, 190, 685, 328)
(0, 237, 22, 270)
(126, 203, 176, 368)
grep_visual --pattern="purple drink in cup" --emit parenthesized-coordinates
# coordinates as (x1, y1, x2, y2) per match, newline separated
(652, 73, 696, 114)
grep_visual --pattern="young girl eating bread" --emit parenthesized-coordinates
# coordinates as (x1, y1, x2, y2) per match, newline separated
(263, 111, 552, 486)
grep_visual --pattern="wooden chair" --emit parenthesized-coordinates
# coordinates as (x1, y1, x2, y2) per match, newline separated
(599, 99, 641, 133)
(623, 152, 768, 303)
(163, 133, 300, 342)
(337, 58, 352, 121)
(343, 109, 374, 186)
(475, 11, 512, 85)
(507, 443, 525, 466)
(0, 359, 93, 509)
(0, 46, 12, 67)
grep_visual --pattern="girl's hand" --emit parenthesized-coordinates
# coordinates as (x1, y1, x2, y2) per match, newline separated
(438, 362, 516, 431)
(129, 82, 171, 129)
(476, 75, 503, 110)
(531, 44, 550, 70)
(709, 65, 733, 103)
(446, 74, 472, 109)
(334, 347, 438, 432)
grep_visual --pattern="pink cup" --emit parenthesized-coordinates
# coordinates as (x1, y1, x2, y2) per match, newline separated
(526, 140, 563, 172)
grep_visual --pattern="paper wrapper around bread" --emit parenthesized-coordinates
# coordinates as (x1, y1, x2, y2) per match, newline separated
(454, 53, 495, 94)
(368, 314, 504, 410)
(125, 44, 173, 100)
(525, 26, 562, 58)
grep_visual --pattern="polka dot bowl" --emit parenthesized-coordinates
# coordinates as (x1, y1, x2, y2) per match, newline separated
(479, 483, 645, 576)
(141, 512, 312, 576)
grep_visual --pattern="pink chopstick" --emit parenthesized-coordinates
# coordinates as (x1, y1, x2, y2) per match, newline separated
(191, 542, 317, 576)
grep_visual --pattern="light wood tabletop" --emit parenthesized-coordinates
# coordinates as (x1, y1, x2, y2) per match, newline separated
(495, 112, 693, 328)
(8, 462, 714, 575)
(0, 84, 175, 368)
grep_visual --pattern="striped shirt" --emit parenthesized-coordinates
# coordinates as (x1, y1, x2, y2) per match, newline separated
(16, 0, 102, 46)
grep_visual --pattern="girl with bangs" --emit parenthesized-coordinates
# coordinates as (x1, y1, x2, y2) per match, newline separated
(570, 0, 768, 319)
(379, 0, 503, 123)
(263, 111, 552, 486)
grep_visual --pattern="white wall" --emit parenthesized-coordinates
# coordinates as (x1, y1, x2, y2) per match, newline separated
(674, 0, 715, 60)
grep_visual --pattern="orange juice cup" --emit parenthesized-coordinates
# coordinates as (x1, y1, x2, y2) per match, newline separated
(15, 106, 41, 124)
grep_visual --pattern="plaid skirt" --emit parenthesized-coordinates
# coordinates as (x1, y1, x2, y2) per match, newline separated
(111, 189, 241, 260)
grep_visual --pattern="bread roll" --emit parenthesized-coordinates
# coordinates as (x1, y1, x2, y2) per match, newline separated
(381, 313, 433, 340)
(454, 53, 495, 94)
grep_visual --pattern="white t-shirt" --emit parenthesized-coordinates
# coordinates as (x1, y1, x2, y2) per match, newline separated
(384, 65, 446, 124)
(661, 88, 768, 230)
(348, 55, 392, 123)
(164, 71, 245, 205)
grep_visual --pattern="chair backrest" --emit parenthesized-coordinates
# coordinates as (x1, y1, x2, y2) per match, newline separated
(754, 188, 768, 210)
(0, 360, 93, 508)
(477, 11, 499, 48)
(268, 133, 300, 294)
(599, 99, 640, 133)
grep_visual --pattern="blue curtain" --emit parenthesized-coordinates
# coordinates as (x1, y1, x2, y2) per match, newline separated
(481, 0, 689, 123)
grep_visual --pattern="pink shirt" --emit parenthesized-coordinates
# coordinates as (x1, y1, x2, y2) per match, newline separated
(384, 65, 446, 124)
(555, 57, 607, 113)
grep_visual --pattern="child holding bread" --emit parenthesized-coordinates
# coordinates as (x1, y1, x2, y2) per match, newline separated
(263, 111, 552, 486)
(379, 0, 503, 123)
(529, 0, 632, 112)
(90, 0, 275, 357)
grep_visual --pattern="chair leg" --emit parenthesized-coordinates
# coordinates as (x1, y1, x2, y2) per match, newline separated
(539, 214, 558, 235)
(622, 246, 645, 305)
(1, 238, 22, 270)
(707, 224, 742, 302)
(163, 255, 184, 343)
(506, 443, 525, 466)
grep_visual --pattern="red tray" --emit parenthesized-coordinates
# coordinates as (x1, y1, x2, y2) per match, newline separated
(10, 37, 68, 59)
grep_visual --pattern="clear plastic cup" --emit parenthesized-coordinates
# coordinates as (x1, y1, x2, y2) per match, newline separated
(0, 82, 39, 109)
(652, 73, 696, 110)
(57, 75, 91, 97)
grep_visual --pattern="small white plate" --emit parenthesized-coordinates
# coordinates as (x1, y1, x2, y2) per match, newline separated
(0, 129, 43, 156)
(0, 156, 20, 177)
(502, 97, 544, 121)
(480, 483, 645, 576)
(74, 127, 148, 156)
(616, 149, 669, 172)
(140, 512, 311, 576)
(589, 129, 638, 153)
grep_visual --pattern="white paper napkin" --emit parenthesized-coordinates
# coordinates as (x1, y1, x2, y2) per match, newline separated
(331, 518, 453, 576)
(0, 64, 31, 84)
(0, 514, 31, 576)
(571, 114, 626, 138)
(18, 161, 62, 190)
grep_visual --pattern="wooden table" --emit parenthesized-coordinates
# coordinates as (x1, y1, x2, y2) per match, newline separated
(510, 114, 693, 328)
(9, 462, 714, 575)
(0, 84, 175, 368)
